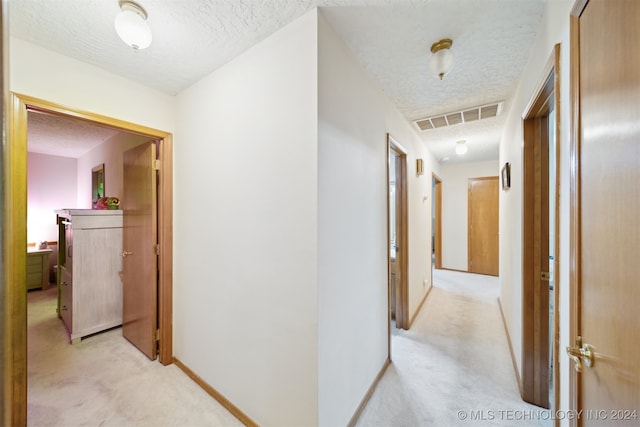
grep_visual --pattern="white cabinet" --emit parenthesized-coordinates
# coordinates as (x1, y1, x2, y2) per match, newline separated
(56, 209, 123, 343)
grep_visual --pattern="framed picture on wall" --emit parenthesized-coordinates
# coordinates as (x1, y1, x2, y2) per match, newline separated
(501, 162, 511, 190)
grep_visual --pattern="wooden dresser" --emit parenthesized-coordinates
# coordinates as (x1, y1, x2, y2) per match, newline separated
(27, 248, 52, 290)
(56, 209, 123, 344)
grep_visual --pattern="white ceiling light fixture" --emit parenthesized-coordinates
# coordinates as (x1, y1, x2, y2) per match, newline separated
(114, 0, 152, 50)
(429, 38, 454, 80)
(455, 140, 468, 155)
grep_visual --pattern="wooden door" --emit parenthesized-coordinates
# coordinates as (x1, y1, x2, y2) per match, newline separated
(570, 0, 640, 423)
(122, 141, 158, 360)
(468, 177, 499, 276)
(433, 175, 442, 270)
(522, 58, 556, 408)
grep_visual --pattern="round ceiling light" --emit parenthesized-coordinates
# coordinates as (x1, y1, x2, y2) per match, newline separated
(429, 38, 454, 80)
(455, 140, 468, 155)
(115, 0, 152, 50)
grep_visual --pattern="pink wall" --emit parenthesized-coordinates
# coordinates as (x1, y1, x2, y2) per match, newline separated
(27, 152, 78, 243)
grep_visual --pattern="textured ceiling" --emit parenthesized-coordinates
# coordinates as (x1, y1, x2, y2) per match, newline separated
(11, 0, 546, 163)
(27, 112, 122, 158)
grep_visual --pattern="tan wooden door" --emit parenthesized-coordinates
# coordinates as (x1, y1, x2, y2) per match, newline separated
(433, 176, 442, 270)
(571, 0, 640, 422)
(468, 177, 499, 276)
(122, 141, 158, 360)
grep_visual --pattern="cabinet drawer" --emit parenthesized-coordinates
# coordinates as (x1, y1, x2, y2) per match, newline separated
(27, 271, 42, 288)
(27, 256, 43, 268)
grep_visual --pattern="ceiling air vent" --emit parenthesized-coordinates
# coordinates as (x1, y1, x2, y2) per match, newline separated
(414, 101, 503, 131)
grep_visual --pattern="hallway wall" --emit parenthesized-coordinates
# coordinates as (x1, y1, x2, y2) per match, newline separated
(318, 12, 437, 426)
(498, 1, 573, 423)
(175, 10, 319, 426)
(439, 160, 499, 271)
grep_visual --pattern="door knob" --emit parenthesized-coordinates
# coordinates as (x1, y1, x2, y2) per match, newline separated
(122, 251, 133, 258)
(566, 336, 595, 372)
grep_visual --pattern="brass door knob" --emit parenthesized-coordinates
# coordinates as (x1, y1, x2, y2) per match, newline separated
(566, 336, 594, 372)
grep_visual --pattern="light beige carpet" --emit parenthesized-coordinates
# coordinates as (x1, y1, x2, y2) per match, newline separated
(355, 269, 552, 427)
(27, 287, 243, 427)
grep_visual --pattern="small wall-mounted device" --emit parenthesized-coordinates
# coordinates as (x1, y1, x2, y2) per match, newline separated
(416, 158, 424, 176)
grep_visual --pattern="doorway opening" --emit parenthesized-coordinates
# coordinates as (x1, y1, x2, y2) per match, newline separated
(5, 93, 174, 422)
(521, 45, 560, 410)
(387, 134, 408, 338)
(432, 174, 442, 277)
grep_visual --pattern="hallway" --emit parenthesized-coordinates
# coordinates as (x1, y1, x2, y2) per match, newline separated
(356, 269, 551, 427)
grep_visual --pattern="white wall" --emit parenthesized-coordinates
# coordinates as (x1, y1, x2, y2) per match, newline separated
(174, 10, 318, 426)
(440, 160, 499, 271)
(318, 12, 436, 426)
(10, 37, 175, 133)
(77, 133, 150, 208)
(27, 152, 77, 242)
(498, 1, 573, 422)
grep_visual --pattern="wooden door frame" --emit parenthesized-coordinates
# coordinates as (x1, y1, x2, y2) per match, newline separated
(387, 134, 409, 339)
(521, 45, 561, 411)
(1, 1, 8, 423)
(569, 1, 587, 422)
(432, 173, 442, 270)
(3, 93, 174, 425)
(467, 176, 499, 276)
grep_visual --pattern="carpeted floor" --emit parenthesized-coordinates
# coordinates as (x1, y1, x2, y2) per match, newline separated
(28, 270, 551, 426)
(355, 269, 552, 427)
(27, 287, 243, 427)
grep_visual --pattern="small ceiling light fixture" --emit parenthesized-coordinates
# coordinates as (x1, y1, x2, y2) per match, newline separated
(429, 38, 454, 80)
(115, 0, 152, 50)
(455, 140, 468, 155)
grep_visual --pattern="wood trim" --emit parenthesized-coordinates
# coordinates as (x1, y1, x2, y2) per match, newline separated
(398, 149, 408, 330)
(158, 135, 173, 365)
(13, 93, 171, 139)
(385, 135, 391, 360)
(467, 180, 471, 272)
(521, 45, 559, 409)
(568, 8, 583, 425)
(173, 358, 259, 427)
(521, 115, 537, 405)
(387, 134, 409, 330)
(5, 88, 29, 427)
(551, 43, 561, 425)
(347, 358, 391, 427)
(6, 93, 174, 420)
(499, 298, 522, 394)
(408, 284, 432, 328)
(437, 267, 507, 277)
(437, 267, 469, 274)
(1, 1, 7, 421)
